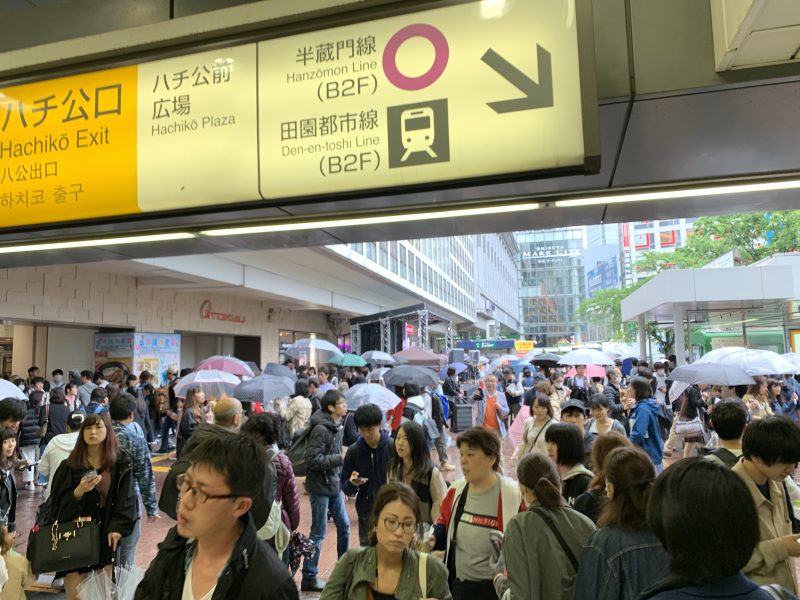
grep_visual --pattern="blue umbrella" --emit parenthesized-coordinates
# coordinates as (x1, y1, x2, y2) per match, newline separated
(440, 362, 467, 379)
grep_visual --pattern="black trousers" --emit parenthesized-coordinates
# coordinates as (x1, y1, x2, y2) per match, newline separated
(452, 579, 496, 600)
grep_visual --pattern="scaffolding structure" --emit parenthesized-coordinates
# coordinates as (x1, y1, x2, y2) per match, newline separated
(349, 303, 454, 355)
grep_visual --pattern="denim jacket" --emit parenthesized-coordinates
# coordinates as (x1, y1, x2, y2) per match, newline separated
(573, 526, 669, 600)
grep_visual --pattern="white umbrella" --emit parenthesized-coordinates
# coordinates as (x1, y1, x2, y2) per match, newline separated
(558, 348, 615, 366)
(346, 383, 402, 412)
(173, 369, 241, 399)
(368, 367, 391, 382)
(782, 353, 800, 369)
(285, 338, 343, 361)
(667, 363, 755, 386)
(0, 379, 27, 400)
(697, 347, 799, 375)
(361, 350, 396, 365)
(669, 381, 691, 403)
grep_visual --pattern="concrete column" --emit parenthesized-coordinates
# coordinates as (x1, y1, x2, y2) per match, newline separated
(673, 304, 687, 365)
(11, 324, 34, 376)
(638, 314, 647, 361)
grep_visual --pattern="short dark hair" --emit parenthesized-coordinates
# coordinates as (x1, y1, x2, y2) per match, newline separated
(52, 369, 63, 377)
(319, 366, 330, 376)
(90, 387, 108, 404)
(742, 416, 800, 466)
(544, 423, 585, 467)
(241, 412, 282, 447)
(630, 377, 653, 401)
(710, 399, 748, 441)
(457, 427, 501, 472)
(30, 376, 45, 387)
(354, 404, 382, 428)
(139, 370, 152, 382)
(189, 433, 267, 498)
(367, 482, 422, 546)
(320, 389, 343, 415)
(447, 367, 456, 377)
(109, 393, 136, 421)
(648, 457, 759, 584)
(28, 390, 45, 408)
(125, 374, 138, 384)
(64, 382, 77, 396)
(27, 366, 39, 374)
(530, 392, 554, 417)
(403, 382, 420, 397)
(0, 398, 25, 424)
(80, 370, 93, 380)
(636, 367, 653, 381)
(308, 377, 320, 389)
(294, 379, 309, 397)
(67, 411, 85, 431)
(589, 393, 610, 410)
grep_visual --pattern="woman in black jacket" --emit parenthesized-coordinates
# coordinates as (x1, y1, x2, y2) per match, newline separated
(49, 411, 137, 599)
(0, 427, 19, 533)
(19, 391, 44, 489)
(40, 387, 71, 447)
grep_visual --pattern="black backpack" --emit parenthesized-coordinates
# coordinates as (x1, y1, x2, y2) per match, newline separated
(287, 425, 313, 477)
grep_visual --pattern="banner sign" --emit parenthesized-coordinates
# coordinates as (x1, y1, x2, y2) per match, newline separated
(0, 0, 597, 228)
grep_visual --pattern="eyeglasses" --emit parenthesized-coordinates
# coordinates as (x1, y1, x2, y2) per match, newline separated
(176, 473, 241, 504)
(382, 517, 416, 535)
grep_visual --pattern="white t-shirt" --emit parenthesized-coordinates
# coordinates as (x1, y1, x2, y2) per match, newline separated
(182, 559, 216, 600)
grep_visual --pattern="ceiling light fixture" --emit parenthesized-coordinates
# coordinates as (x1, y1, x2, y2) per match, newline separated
(0, 232, 196, 254)
(554, 178, 800, 208)
(201, 202, 542, 237)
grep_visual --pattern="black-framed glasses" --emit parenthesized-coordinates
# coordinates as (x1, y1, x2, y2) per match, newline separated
(382, 517, 416, 535)
(176, 473, 240, 504)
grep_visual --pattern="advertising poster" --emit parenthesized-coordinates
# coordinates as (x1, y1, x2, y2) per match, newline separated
(134, 333, 181, 386)
(94, 333, 134, 385)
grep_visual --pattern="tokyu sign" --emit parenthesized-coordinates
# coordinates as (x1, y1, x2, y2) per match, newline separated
(259, 0, 599, 198)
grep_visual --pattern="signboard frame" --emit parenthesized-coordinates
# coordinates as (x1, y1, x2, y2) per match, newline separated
(0, 0, 600, 233)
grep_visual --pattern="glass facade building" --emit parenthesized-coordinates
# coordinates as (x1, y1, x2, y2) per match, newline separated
(516, 228, 587, 346)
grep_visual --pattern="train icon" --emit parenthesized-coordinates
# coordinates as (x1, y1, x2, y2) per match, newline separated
(400, 107, 438, 161)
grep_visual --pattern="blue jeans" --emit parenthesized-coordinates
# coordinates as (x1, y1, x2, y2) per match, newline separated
(302, 492, 350, 580)
(119, 515, 141, 567)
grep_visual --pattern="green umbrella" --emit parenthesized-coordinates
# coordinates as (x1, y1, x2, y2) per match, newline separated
(335, 353, 367, 367)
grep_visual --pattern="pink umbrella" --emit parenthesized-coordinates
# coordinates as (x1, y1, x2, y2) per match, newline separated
(508, 405, 530, 448)
(565, 365, 607, 378)
(196, 355, 255, 377)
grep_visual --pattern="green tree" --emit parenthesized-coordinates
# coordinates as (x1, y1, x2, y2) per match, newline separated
(578, 210, 800, 345)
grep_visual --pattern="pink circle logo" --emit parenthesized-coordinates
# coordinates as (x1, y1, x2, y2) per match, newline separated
(382, 23, 449, 91)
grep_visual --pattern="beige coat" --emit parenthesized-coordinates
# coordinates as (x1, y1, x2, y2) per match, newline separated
(732, 461, 798, 593)
(283, 395, 312, 438)
(0, 550, 33, 600)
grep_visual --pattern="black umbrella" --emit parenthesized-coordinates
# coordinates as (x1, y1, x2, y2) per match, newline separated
(531, 352, 561, 367)
(264, 363, 298, 382)
(383, 365, 438, 389)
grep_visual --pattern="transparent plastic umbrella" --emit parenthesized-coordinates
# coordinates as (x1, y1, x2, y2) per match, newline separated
(361, 351, 396, 365)
(346, 383, 401, 412)
(558, 349, 615, 366)
(697, 347, 799, 375)
(195, 355, 254, 377)
(284, 338, 343, 361)
(172, 369, 240, 399)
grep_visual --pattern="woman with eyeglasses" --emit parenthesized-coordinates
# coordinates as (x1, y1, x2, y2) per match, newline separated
(49, 412, 137, 600)
(321, 481, 452, 599)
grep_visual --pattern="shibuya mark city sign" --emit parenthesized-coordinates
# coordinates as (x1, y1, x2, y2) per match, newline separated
(0, 0, 597, 228)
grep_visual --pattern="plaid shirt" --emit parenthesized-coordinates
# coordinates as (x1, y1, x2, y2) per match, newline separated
(112, 421, 158, 517)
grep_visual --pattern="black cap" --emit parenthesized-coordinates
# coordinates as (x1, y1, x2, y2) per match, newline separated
(560, 399, 588, 415)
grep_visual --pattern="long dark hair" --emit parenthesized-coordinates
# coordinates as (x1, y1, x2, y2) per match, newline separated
(66, 412, 118, 470)
(0, 428, 17, 470)
(517, 452, 563, 509)
(588, 431, 630, 492)
(387, 422, 432, 482)
(598, 447, 655, 530)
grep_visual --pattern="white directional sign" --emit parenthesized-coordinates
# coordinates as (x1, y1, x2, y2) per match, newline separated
(258, 0, 598, 199)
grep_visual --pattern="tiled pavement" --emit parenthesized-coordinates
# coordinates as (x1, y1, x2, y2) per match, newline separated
(15, 438, 800, 598)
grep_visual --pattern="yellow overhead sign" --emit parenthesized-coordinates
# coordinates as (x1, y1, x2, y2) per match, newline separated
(515, 340, 534, 352)
(0, 67, 138, 227)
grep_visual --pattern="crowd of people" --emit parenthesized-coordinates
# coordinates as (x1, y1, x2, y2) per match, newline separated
(0, 354, 796, 600)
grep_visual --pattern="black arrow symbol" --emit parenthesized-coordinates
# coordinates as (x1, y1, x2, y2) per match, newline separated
(481, 45, 553, 113)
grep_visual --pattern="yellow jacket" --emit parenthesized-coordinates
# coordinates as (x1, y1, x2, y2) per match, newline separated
(732, 461, 798, 593)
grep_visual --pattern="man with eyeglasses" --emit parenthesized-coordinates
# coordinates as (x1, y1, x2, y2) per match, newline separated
(135, 434, 297, 600)
(301, 389, 350, 592)
(158, 396, 277, 534)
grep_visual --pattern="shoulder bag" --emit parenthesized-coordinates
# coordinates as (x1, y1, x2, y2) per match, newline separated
(531, 506, 579, 571)
(37, 404, 49, 438)
(28, 517, 100, 575)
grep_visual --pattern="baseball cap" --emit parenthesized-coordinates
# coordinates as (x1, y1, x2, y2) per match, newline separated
(560, 399, 588, 415)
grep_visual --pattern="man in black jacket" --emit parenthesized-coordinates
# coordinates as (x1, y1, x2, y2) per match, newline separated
(135, 434, 297, 600)
(301, 389, 349, 592)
